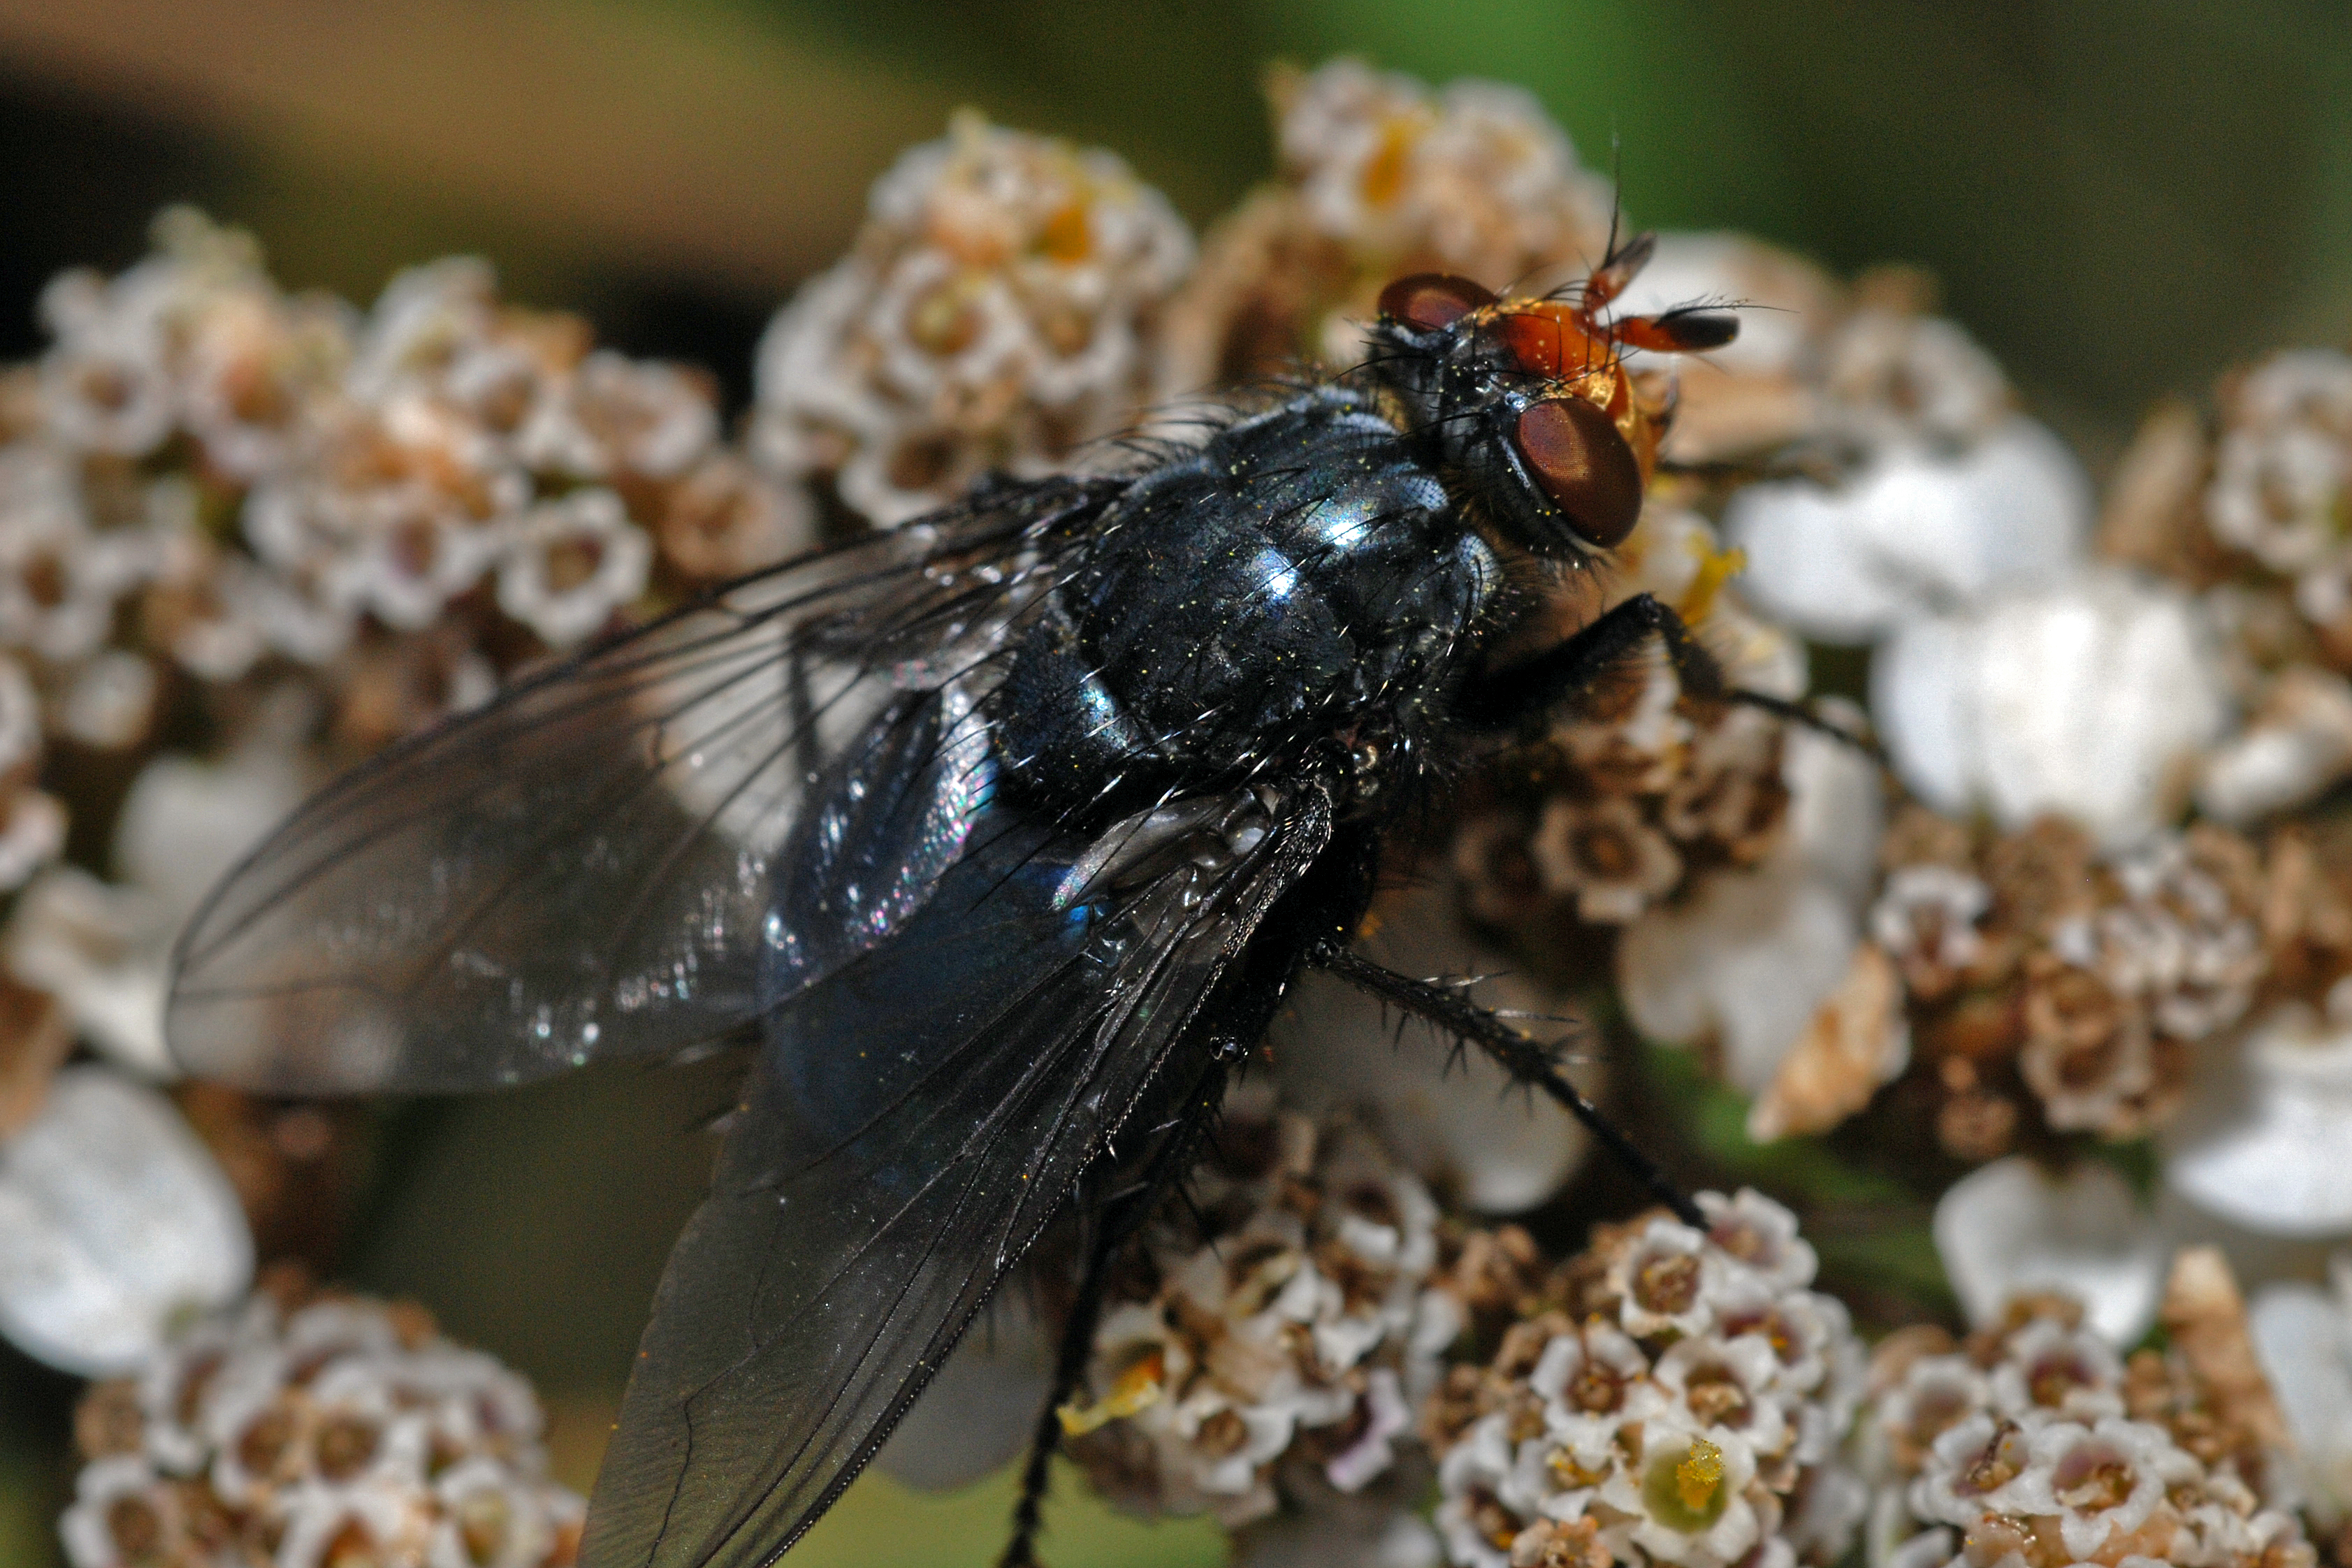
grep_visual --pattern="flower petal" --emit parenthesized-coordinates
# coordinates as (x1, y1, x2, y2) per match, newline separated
(2249, 1277, 2352, 1526)
(1747, 941, 1910, 1142)
(1620, 862, 1858, 1097)
(2163, 1008, 2352, 1237)
(1875, 568, 2231, 847)
(1725, 418, 2089, 643)
(0, 1066, 252, 1374)
(1932, 1156, 2164, 1346)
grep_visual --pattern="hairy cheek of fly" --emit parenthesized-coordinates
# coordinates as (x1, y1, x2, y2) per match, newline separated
(1514, 397, 1644, 549)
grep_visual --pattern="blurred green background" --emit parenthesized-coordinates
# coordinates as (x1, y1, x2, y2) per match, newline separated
(0, 1, 2345, 1562)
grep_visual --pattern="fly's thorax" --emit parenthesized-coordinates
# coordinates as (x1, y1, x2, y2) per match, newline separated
(992, 389, 1507, 808)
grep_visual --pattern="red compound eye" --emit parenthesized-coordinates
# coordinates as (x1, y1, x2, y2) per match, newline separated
(1377, 273, 1496, 334)
(1514, 397, 1644, 547)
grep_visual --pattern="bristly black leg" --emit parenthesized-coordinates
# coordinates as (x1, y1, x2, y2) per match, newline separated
(997, 1208, 1124, 1568)
(998, 1057, 1233, 1568)
(1307, 939, 1705, 1229)
(1461, 589, 1882, 760)
(1460, 591, 1726, 732)
(1725, 688, 1887, 763)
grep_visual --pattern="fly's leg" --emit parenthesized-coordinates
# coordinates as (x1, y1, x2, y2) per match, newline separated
(999, 1054, 1235, 1568)
(1460, 590, 1878, 758)
(1306, 939, 1705, 1229)
(1460, 590, 1723, 727)
(996, 1213, 1126, 1568)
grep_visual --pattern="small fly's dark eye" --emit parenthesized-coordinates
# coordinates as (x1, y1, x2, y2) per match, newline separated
(1514, 397, 1644, 547)
(1377, 273, 1497, 334)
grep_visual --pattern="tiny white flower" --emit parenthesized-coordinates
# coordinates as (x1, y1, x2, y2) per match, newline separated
(0, 444, 156, 663)
(517, 349, 718, 481)
(1325, 1367, 1412, 1493)
(349, 256, 500, 401)
(1699, 1189, 1820, 1291)
(2196, 663, 2352, 822)
(37, 269, 180, 459)
(57, 651, 160, 751)
(1984, 1317, 2127, 1423)
(1609, 1216, 1727, 1339)
(58, 1453, 181, 1568)
(1871, 865, 1990, 973)
(2206, 348, 2352, 578)
(495, 486, 652, 646)
(6, 869, 173, 1077)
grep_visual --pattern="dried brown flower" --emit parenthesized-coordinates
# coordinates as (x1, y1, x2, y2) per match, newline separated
(751, 111, 1190, 529)
(1873, 809, 2279, 1153)
(1748, 941, 1910, 1141)
(1062, 1096, 1446, 1527)
(63, 1281, 581, 1568)
(1432, 1191, 1866, 1568)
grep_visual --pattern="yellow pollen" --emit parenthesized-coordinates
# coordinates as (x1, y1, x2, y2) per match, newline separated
(1676, 1437, 1725, 1511)
(1358, 111, 1430, 208)
(1057, 1349, 1165, 1436)
(1675, 537, 1748, 627)
(1038, 200, 1093, 263)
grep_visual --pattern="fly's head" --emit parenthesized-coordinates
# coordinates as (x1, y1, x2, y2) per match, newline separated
(1367, 233, 1737, 558)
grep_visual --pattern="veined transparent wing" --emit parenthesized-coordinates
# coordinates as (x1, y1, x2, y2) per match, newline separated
(166, 478, 1123, 1094)
(581, 781, 1333, 1568)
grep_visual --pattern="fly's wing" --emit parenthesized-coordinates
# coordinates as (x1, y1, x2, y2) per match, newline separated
(582, 784, 1333, 1568)
(166, 479, 1121, 1094)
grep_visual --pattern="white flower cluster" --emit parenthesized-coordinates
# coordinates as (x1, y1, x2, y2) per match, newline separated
(1274, 60, 1611, 318)
(19, 209, 709, 683)
(2207, 349, 2352, 629)
(0, 649, 63, 894)
(1616, 245, 2093, 651)
(2048, 834, 2263, 1047)
(1434, 1191, 1866, 1568)
(1871, 864, 1993, 997)
(751, 112, 1192, 528)
(1159, 58, 1617, 397)
(62, 1288, 582, 1568)
(1068, 1100, 1456, 1527)
(1872, 1305, 2310, 1568)
(1451, 506, 1808, 934)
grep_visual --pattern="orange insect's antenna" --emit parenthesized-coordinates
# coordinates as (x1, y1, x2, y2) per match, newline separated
(1581, 230, 1655, 321)
(1566, 229, 1740, 357)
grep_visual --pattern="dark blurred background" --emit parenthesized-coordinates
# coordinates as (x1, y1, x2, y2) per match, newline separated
(2, 0, 2344, 446)
(0, 1, 2344, 1562)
